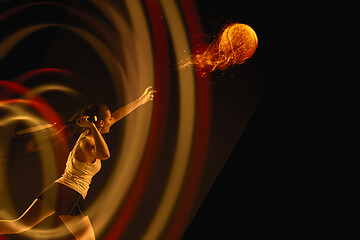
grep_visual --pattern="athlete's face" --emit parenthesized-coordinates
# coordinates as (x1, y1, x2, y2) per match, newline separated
(99, 110, 112, 134)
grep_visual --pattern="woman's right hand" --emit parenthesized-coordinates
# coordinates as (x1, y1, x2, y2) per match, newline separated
(139, 86, 156, 105)
(76, 116, 95, 128)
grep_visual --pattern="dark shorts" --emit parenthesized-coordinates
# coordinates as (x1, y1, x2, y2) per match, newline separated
(36, 182, 86, 216)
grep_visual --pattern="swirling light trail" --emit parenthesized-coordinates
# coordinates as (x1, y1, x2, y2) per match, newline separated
(164, 0, 211, 238)
(0, 1, 213, 239)
(142, 0, 196, 239)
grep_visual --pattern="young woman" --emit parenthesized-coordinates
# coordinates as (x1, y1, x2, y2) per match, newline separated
(0, 86, 156, 239)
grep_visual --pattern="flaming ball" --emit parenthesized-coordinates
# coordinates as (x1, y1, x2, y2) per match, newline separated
(185, 23, 258, 72)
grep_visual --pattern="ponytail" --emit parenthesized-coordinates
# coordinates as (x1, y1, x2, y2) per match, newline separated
(25, 108, 82, 153)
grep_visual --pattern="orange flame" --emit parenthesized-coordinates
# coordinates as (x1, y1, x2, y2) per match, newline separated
(182, 23, 258, 72)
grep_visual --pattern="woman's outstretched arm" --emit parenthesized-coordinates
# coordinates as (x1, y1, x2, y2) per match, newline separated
(110, 86, 156, 126)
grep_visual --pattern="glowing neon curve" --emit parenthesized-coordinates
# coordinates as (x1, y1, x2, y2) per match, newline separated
(104, 0, 170, 238)
(0, 2, 123, 62)
(0, 24, 58, 60)
(163, 0, 211, 239)
(0, 68, 78, 100)
(0, 81, 70, 171)
(0, 81, 63, 126)
(142, 0, 197, 239)
(13, 68, 77, 83)
(0, 104, 57, 240)
(0, 2, 52, 20)
(0, 97, 67, 239)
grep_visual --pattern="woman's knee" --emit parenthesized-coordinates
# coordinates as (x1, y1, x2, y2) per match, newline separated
(60, 215, 95, 240)
(78, 216, 95, 240)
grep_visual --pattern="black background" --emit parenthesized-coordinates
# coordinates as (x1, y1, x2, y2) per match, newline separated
(183, 1, 303, 239)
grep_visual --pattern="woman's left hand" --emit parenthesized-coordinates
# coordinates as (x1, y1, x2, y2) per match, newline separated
(76, 116, 95, 128)
(139, 86, 156, 105)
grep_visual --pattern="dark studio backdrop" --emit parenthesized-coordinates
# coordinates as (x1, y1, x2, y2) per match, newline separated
(0, 0, 298, 239)
(184, 1, 297, 239)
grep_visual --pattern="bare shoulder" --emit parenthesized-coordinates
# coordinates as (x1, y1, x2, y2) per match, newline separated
(80, 136, 95, 148)
(74, 136, 96, 162)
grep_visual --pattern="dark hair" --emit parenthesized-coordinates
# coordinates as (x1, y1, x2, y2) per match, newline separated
(25, 104, 109, 153)
(65, 103, 110, 137)
(68, 104, 110, 124)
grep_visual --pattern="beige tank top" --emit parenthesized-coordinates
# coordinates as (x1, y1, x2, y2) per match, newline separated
(55, 131, 101, 199)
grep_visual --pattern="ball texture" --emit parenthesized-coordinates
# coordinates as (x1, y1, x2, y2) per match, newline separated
(193, 23, 258, 71)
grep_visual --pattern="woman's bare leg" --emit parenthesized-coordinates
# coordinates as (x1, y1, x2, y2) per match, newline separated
(59, 215, 95, 240)
(0, 199, 55, 235)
